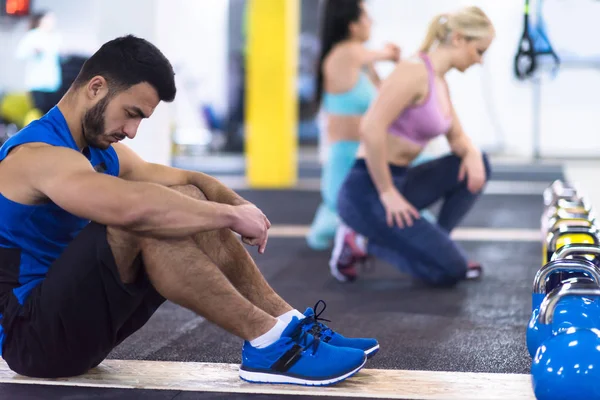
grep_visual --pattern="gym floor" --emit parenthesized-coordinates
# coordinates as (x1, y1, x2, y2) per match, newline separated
(0, 154, 578, 399)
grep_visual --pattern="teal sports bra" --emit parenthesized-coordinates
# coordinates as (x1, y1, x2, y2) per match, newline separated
(322, 71, 376, 116)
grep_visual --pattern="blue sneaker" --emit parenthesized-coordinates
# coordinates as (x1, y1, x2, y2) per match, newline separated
(239, 316, 367, 386)
(302, 300, 380, 358)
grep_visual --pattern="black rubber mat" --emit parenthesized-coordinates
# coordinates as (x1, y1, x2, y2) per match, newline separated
(490, 170, 564, 182)
(105, 238, 538, 376)
(235, 190, 545, 229)
(172, 158, 564, 182)
(0, 160, 556, 399)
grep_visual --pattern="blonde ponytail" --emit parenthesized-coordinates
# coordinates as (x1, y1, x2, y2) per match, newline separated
(419, 7, 494, 53)
(419, 13, 450, 53)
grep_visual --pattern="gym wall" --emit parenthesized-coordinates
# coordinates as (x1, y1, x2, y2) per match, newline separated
(367, 0, 600, 158)
(0, 0, 229, 165)
(0, 0, 598, 160)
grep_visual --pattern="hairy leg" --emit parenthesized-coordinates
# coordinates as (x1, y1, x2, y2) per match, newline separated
(140, 234, 276, 340)
(106, 186, 278, 341)
(171, 185, 293, 318)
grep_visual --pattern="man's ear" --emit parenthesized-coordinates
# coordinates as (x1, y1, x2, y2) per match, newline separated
(85, 76, 109, 100)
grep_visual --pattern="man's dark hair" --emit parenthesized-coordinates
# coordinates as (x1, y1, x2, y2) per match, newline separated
(72, 35, 176, 102)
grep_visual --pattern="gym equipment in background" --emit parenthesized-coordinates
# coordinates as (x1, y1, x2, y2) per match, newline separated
(514, 0, 561, 81)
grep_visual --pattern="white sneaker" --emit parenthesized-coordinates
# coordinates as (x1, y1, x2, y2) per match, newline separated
(329, 224, 368, 282)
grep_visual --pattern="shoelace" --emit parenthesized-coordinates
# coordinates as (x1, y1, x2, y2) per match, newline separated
(290, 317, 321, 355)
(306, 300, 335, 339)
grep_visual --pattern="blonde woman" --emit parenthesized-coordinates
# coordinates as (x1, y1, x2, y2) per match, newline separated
(330, 7, 494, 285)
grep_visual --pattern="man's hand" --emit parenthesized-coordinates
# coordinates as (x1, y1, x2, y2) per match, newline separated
(230, 204, 271, 254)
(458, 149, 486, 194)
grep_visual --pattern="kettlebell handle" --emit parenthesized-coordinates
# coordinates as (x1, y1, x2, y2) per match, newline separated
(538, 281, 600, 325)
(551, 244, 600, 262)
(547, 226, 600, 252)
(555, 198, 591, 211)
(533, 259, 600, 294)
(543, 180, 579, 206)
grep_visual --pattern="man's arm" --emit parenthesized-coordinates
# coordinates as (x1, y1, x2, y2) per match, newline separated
(114, 143, 249, 206)
(27, 145, 249, 239)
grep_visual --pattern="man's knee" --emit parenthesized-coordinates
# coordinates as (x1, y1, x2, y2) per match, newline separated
(170, 184, 207, 201)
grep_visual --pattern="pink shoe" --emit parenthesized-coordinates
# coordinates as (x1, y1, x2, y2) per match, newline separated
(329, 225, 368, 282)
(466, 261, 483, 280)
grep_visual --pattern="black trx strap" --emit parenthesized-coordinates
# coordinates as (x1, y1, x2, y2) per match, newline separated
(514, 0, 561, 80)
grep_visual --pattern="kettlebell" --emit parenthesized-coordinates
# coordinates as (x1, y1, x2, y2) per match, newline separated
(551, 243, 600, 268)
(542, 180, 579, 208)
(527, 259, 600, 357)
(543, 225, 600, 266)
(531, 281, 600, 400)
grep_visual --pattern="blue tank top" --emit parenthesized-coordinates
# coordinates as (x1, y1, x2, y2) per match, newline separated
(0, 106, 119, 354)
(322, 71, 376, 116)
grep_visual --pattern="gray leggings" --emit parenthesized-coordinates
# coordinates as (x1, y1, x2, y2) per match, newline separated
(337, 153, 492, 286)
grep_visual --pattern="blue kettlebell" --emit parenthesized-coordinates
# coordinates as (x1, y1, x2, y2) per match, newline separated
(551, 244, 600, 283)
(527, 259, 600, 357)
(531, 281, 600, 400)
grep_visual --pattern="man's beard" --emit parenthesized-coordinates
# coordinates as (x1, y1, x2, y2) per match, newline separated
(82, 95, 110, 149)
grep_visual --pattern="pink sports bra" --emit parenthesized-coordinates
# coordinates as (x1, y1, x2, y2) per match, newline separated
(388, 53, 452, 147)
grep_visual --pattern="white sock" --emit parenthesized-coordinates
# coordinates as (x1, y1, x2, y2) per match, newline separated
(250, 319, 287, 349)
(277, 309, 305, 326)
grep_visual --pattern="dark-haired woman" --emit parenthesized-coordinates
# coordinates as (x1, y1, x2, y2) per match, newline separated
(306, 0, 399, 251)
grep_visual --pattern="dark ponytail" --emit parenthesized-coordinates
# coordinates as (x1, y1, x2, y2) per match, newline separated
(315, 0, 363, 108)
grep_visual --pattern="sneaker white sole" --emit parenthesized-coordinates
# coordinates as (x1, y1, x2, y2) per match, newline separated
(239, 355, 367, 386)
(329, 226, 349, 282)
(466, 268, 482, 280)
(365, 344, 380, 357)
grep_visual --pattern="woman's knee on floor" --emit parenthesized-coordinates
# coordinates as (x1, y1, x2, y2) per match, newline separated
(422, 253, 468, 287)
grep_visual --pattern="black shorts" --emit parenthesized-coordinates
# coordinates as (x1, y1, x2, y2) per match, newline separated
(0, 222, 165, 378)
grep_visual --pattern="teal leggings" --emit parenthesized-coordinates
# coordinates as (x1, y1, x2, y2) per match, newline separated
(306, 142, 439, 250)
(307, 141, 359, 250)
